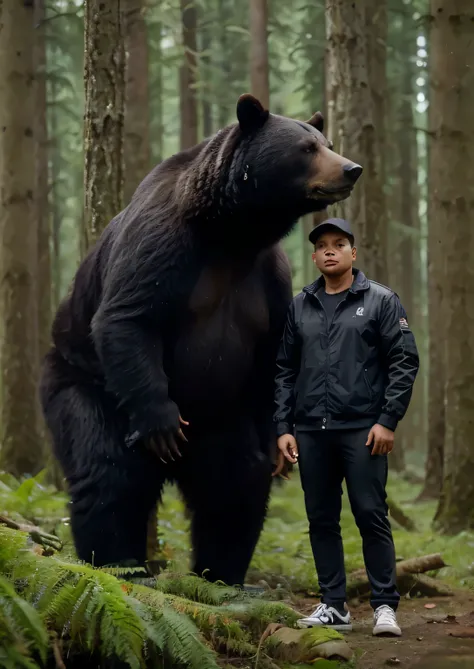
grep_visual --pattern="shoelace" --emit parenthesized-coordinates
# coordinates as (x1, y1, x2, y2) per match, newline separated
(375, 606, 396, 625)
(310, 603, 331, 621)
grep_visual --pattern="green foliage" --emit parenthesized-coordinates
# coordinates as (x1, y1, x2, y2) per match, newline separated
(152, 572, 245, 604)
(2, 464, 474, 667)
(0, 524, 221, 668)
(0, 574, 48, 669)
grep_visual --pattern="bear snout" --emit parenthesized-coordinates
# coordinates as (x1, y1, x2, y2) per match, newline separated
(343, 163, 363, 183)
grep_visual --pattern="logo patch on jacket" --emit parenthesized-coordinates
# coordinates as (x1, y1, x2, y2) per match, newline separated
(356, 307, 364, 316)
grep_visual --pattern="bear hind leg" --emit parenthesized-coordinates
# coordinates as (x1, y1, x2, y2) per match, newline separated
(176, 422, 272, 587)
(42, 379, 164, 569)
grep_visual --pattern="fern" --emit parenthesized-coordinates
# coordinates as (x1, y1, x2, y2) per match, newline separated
(0, 574, 48, 668)
(131, 583, 256, 657)
(0, 524, 304, 668)
(153, 572, 246, 605)
(0, 526, 224, 668)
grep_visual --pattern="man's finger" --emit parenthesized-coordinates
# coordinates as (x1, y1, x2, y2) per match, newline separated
(179, 414, 190, 426)
(366, 428, 374, 446)
(371, 438, 383, 455)
(272, 453, 285, 478)
(285, 450, 298, 464)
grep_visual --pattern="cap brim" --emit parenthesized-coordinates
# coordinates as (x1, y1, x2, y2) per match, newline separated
(309, 223, 354, 245)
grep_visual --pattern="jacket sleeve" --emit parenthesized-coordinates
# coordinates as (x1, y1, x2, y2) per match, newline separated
(377, 293, 420, 431)
(273, 300, 301, 437)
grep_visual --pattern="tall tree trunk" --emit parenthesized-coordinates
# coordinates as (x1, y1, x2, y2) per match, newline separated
(419, 8, 445, 501)
(200, 11, 213, 137)
(390, 9, 422, 473)
(180, 0, 198, 150)
(83, 0, 125, 251)
(217, 0, 230, 128)
(249, 0, 269, 109)
(431, 1, 474, 533)
(35, 0, 50, 362)
(124, 0, 150, 202)
(364, 0, 388, 286)
(325, 0, 386, 282)
(50, 77, 62, 310)
(149, 11, 163, 165)
(0, 0, 42, 477)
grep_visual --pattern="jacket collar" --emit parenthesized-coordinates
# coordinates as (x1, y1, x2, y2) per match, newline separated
(302, 267, 370, 296)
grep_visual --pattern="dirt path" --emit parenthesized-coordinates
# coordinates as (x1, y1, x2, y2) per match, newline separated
(294, 591, 474, 668)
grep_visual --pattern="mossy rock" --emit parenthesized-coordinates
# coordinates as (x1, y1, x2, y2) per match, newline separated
(263, 625, 353, 663)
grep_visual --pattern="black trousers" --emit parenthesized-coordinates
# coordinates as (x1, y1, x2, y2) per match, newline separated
(296, 428, 399, 611)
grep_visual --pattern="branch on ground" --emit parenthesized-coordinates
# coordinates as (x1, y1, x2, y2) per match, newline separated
(0, 514, 62, 554)
(387, 496, 417, 531)
(347, 553, 448, 600)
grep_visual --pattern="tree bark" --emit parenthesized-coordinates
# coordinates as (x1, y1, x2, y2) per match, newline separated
(149, 11, 163, 165)
(325, 0, 386, 282)
(390, 7, 423, 473)
(34, 0, 51, 362)
(180, 0, 198, 150)
(249, 0, 269, 109)
(431, 1, 474, 533)
(364, 0, 388, 286)
(0, 0, 43, 477)
(83, 0, 125, 251)
(217, 0, 230, 128)
(200, 10, 213, 137)
(124, 0, 150, 203)
(50, 78, 62, 311)
(420, 8, 445, 501)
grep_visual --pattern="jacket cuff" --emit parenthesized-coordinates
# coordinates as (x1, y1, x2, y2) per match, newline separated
(275, 422, 293, 437)
(377, 413, 398, 432)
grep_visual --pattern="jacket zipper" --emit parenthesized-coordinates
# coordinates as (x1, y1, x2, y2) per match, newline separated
(312, 290, 353, 429)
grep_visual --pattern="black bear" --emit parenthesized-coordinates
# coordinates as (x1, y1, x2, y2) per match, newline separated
(39, 95, 362, 587)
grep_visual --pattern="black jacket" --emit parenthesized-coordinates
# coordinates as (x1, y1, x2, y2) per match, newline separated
(273, 269, 419, 436)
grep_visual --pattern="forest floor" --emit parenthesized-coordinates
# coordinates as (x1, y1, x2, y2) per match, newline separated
(1, 461, 474, 668)
(156, 464, 474, 668)
(294, 592, 474, 668)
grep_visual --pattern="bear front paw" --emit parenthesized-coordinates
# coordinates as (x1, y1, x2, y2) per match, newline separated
(126, 401, 189, 463)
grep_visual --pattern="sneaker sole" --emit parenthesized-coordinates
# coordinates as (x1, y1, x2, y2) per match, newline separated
(373, 626, 401, 637)
(297, 620, 352, 632)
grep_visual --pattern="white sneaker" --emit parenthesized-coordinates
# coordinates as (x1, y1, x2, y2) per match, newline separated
(373, 605, 401, 636)
(297, 603, 352, 631)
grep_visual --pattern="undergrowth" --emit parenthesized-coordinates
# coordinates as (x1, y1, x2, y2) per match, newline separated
(0, 466, 473, 668)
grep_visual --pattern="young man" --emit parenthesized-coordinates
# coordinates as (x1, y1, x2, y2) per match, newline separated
(273, 218, 419, 636)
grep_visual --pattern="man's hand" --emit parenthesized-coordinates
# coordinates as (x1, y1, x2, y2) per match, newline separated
(366, 424, 394, 455)
(272, 434, 298, 479)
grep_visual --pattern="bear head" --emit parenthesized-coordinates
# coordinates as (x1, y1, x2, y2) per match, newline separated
(234, 94, 362, 215)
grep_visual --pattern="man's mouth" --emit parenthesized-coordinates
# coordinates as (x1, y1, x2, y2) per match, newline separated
(325, 260, 338, 267)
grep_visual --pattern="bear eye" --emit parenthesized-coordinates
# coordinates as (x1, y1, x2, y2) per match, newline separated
(303, 141, 317, 154)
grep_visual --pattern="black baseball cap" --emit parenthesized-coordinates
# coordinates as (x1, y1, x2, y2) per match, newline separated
(308, 218, 355, 246)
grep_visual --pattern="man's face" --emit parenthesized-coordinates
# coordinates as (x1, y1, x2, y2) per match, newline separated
(312, 230, 356, 276)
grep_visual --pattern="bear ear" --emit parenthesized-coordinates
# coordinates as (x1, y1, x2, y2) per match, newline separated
(306, 111, 324, 133)
(236, 94, 269, 133)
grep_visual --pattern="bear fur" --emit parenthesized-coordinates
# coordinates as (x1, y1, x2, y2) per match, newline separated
(39, 95, 362, 587)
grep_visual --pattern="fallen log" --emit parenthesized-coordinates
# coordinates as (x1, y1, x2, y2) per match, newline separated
(387, 496, 417, 531)
(347, 553, 447, 600)
(0, 514, 62, 553)
(397, 573, 453, 598)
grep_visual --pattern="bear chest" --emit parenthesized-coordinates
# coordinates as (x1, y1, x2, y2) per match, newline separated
(187, 265, 270, 337)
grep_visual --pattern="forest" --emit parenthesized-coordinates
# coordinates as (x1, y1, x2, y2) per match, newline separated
(0, 0, 473, 667)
